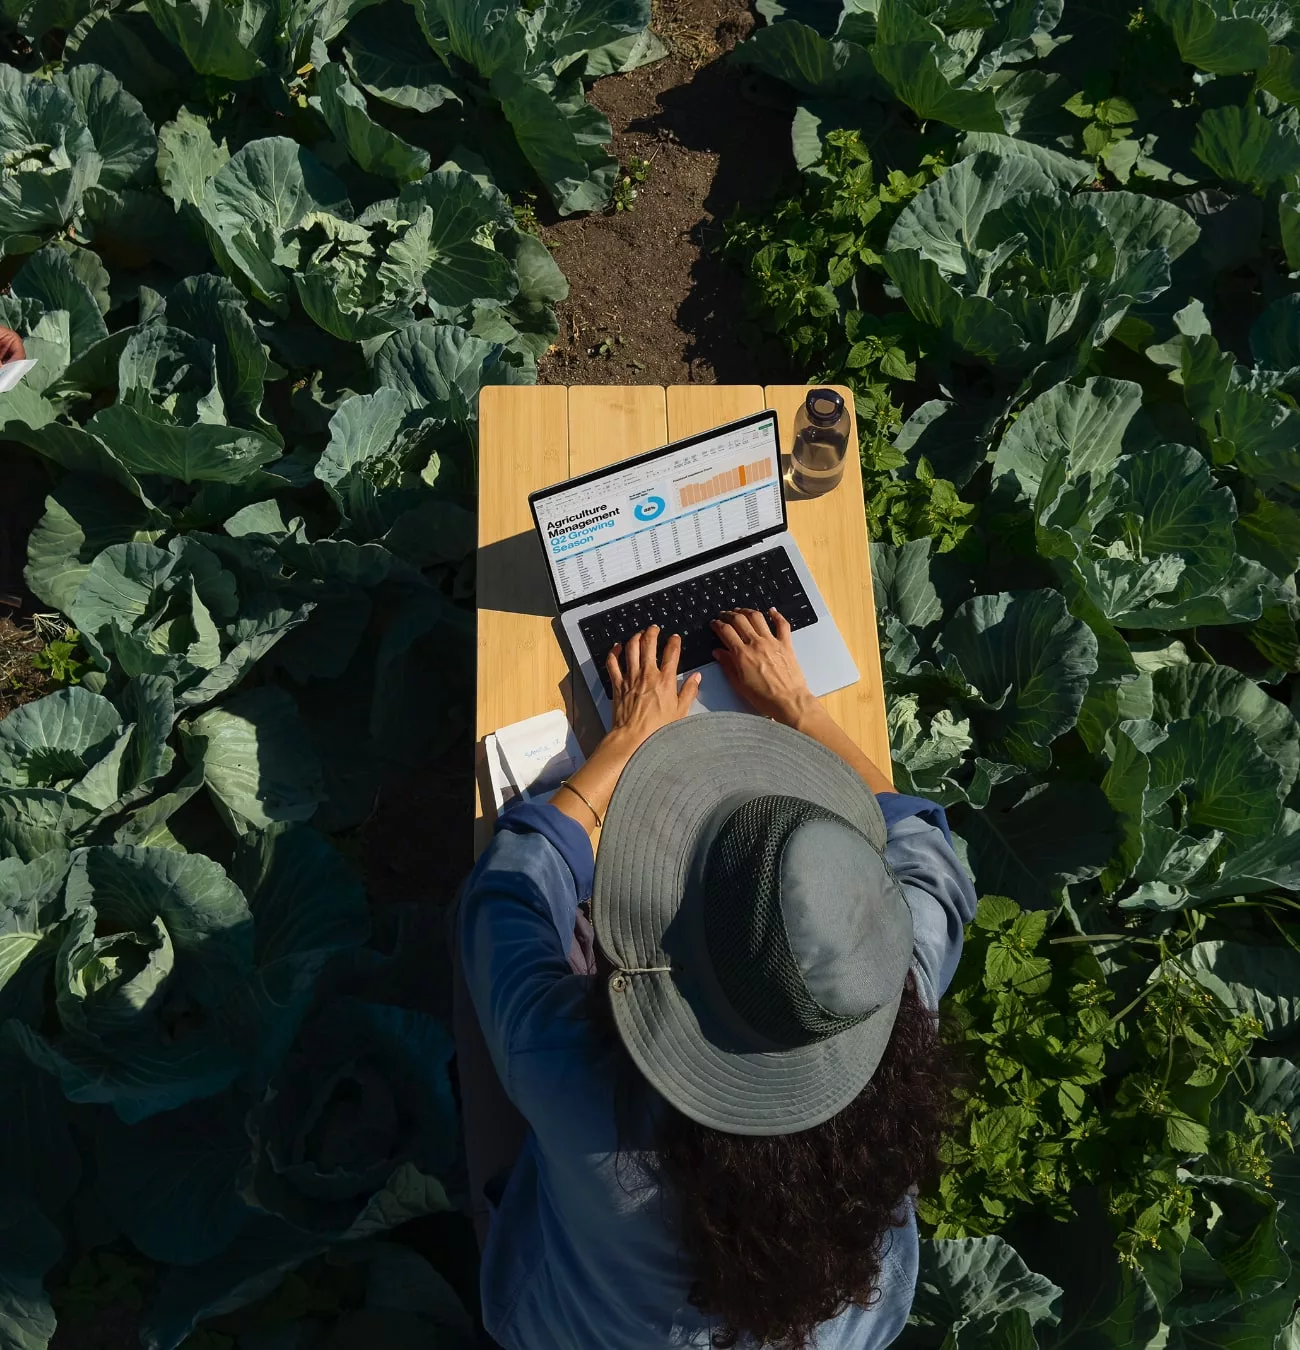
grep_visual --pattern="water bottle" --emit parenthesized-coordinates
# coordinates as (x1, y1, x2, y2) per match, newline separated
(790, 388, 851, 497)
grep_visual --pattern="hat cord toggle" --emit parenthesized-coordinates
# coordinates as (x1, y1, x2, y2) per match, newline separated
(610, 964, 672, 992)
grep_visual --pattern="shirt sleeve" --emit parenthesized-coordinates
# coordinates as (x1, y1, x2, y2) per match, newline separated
(459, 803, 595, 1096)
(878, 795, 977, 1008)
(494, 801, 594, 911)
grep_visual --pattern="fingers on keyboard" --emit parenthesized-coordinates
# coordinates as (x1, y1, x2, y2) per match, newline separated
(582, 548, 818, 695)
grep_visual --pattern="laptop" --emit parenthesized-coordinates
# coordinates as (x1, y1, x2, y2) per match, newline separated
(529, 409, 858, 729)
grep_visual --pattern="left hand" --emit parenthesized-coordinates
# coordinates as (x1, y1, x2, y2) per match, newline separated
(606, 625, 701, 758)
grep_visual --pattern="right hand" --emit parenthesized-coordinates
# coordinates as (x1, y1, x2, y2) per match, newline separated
(711, 608, 816, 725)
(0, 327, 25, 365)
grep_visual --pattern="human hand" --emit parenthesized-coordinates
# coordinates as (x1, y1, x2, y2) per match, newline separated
(0, 327, 26, 365)
(552, 629, 699, 836)
(711, 608, 817, 726)
(605, 625, 701, 758)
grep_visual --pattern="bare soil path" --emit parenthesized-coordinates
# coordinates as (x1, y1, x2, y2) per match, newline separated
(537, 0, 793, 386)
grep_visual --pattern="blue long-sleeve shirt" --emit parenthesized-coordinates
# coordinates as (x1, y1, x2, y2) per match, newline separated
(461, 789, 977, 1350)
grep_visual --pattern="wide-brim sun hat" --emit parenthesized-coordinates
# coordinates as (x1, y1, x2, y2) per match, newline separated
(591, 713, 913, 1136)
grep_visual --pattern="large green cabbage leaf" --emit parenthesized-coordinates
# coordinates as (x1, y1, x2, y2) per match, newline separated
(882, 152, 1199, 375)
(411, 0, 654, 212)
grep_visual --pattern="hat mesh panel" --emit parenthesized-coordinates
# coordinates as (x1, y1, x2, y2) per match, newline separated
(703, 795, 875, 1048)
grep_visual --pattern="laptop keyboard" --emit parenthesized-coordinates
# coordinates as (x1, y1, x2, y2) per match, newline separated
(579, 546, 817, 699)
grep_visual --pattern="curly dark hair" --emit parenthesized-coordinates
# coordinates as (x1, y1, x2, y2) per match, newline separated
(626, 971, 957, 1350)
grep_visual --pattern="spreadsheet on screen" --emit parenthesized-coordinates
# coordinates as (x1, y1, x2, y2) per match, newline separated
(534, 419, 783, 605)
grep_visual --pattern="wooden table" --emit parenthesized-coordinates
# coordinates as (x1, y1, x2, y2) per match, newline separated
(474, 384, 891, 855)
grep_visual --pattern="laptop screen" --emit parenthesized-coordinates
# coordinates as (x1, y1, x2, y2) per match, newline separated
(531, 412, 784, 608)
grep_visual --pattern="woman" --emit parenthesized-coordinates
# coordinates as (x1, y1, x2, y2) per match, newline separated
(457, 607, 976, 1350)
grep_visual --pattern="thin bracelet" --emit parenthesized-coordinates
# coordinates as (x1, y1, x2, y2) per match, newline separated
(558, 779, 602, 828)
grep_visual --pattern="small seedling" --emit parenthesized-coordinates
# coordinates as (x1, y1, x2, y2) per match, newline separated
(31, 629, 93, 686)
(611, 155, 653, 212)
(511, 191, 542, 236)
(588, 331, 624, 358)
(287, 62, 313, 107)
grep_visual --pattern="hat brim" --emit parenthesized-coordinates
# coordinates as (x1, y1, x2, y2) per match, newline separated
(591, 713, 904, 1136)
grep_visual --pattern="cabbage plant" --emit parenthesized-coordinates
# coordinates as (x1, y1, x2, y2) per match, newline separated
(0, 684, 175, 860)
(0, 64, 156, 257)
(0, 830, 368, 1122)
(411, 0, 659, 212)
(92, 986, 458, 1349)
(881, 152, 1200, 374)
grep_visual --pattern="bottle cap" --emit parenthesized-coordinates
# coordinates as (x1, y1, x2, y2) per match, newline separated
(804, 388, 844, 427)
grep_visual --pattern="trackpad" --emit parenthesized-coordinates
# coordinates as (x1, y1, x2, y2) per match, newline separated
(684, 661, 750, 715)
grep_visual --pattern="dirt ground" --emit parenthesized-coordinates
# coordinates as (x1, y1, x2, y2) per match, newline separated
(0, 615, 54, 718)
(537, 0, 794, 386)
(0, 452, 55, 717)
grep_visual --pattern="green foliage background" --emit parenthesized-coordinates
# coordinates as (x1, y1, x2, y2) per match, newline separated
(1, 0, 1299, 1343)
(726, 0, 1300, 1342)
(0, 0, 660, 1343)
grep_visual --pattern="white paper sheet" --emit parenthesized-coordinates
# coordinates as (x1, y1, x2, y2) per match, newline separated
(484, 732, 520, 812)
(488, 709, 585, 813)
(0, 360, 37, 393)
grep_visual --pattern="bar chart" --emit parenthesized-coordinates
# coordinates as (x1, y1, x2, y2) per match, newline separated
(677, 456, 774, 507)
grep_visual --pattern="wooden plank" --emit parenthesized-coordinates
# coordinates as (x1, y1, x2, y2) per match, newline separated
(765, 384, 893, 785)
(567, 384, 668, 476)
(474, 384, 571, 854)
(665, 385, 764, 439)
(565, 386, 668, 751)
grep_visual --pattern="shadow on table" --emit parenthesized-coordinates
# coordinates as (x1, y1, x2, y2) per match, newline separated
(476, 529, 557, 618)
(557, 646, 605, 755)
